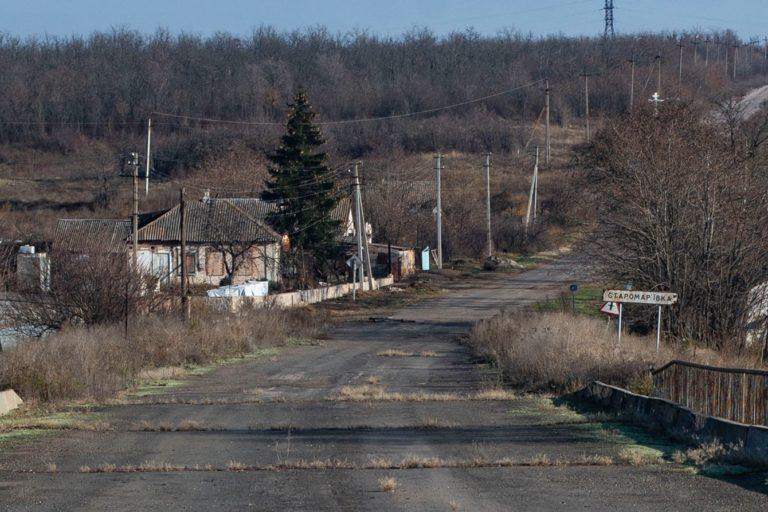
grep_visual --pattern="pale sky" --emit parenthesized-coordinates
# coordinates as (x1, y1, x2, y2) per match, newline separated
(1, 0, 765, 39)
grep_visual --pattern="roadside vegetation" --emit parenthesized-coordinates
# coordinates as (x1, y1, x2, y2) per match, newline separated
(0, 307, 324, 403)
(469, 311, 763, 394)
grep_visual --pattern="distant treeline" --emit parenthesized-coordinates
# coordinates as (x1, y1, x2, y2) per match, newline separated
(0, 27, 764, 155)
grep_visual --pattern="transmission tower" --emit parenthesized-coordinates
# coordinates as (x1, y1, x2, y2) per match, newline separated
(603, 0, 615, 38)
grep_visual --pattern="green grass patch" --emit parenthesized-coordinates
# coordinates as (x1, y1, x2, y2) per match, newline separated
(533, 285, 604, 316)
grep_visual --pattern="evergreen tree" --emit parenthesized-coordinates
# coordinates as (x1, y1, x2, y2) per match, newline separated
(262, 90, 341, 282)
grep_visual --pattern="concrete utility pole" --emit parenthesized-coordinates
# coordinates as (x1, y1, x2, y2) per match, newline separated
(692, 40, 699, 65)
(628, 57, 636, 110)
(544, 80, 551, 165)
(704, 38, 710, 67)
(580, 73, 594, 143)
(129, 152, 140, 270)
(434, 153, 443, 270)
(358, 175, 375, 291)
(352, 163, 364, 286)
(483, 153, 492, 259)
(145, 118, 152, 196)
(677, 42, 684, 87)
(524, 147, 540, 232)
(179, 187, 189, 320)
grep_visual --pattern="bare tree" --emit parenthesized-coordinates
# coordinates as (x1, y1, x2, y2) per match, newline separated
(591, 103, 768, 349)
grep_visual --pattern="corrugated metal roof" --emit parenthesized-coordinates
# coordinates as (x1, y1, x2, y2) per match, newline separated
(54, 219, 131, 252)
(138, 198, 281, 243)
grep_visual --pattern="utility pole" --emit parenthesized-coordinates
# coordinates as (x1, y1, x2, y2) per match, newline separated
(179, 187, 189, 320)
(580, 73, 594, 143)
(524, 147, 539, 232)
(352, 163, 364, 286)
(483, 153, 492, 259)
(129, 152, 140, 270)
(358, 177, 375, 291)
(434, 153, 443, 270)
(692, 40, 699, 65)
(544, 80, 551, 165)
(733, 45, 739, 80)
(724, 44, 729, 78)
(655, 54, 662, 95)
(603, 0, 614, 39)
(704, 38, 710, 67)
(677, 41, 684, 87)
(628, 57, 636, 110)
(145, 118, 152, 196)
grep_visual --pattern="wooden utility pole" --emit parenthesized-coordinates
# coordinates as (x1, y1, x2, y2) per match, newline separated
(483, 153, 492, 259)
(655, 55, 662, 95)
(628, 57, 636, 110)
(677, 42, 684, 87)
(130, 152, 139, 270)
(179, 187, 189, 320)
(544, 80, 551, 165)
(434, 153, 443, 269)
(145, 118, 152, 196)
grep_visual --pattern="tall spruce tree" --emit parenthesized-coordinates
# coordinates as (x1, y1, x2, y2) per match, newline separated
(262, 90, 341, 282)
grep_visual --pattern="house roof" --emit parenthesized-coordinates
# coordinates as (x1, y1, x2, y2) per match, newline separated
(54, 219, 131, 252)
(54, 195, 355, 250)
(137, 198, 281, 244)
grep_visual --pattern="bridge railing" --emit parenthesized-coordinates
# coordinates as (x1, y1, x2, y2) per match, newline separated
(651, 360, 768, 427)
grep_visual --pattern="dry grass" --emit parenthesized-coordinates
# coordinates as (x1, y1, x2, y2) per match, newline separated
(330, 385, 517, 402)
(470, 311, 676, 393)
(45, 462, 57, 473)
(64, 451, 666, 474)
(378, 476, 398, 492)
(366, 376, 381, 385)
(671, 441, 751, 467)
(376, 349, 440, 358)
(617, 448, 663, 466)
(0, 308, 324, 403)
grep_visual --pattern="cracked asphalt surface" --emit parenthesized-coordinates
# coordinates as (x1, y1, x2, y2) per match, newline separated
(1, 259, 766, 511)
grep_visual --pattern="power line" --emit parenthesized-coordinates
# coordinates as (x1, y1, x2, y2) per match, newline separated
(150, 79, 545, 127)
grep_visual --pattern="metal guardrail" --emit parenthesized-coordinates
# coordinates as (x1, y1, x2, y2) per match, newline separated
(652, 360, 768, 426)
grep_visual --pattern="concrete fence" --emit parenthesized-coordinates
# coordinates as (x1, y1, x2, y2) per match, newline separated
(192, 276, 394, 312)
(578, 381, 768, 466)
(652, 360, 768, 427)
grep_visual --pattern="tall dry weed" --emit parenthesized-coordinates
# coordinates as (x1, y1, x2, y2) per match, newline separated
(469, 311, 669, 392)
(0, 307, 324, 402)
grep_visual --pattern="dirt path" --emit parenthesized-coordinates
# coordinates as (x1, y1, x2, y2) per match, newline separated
(0, 260, 766, 511)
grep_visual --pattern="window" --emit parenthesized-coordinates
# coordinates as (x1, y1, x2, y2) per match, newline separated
(205, 250, 225, 277)
(178, 250, 197, 275)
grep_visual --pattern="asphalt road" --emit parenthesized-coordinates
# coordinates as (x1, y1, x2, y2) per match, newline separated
(1, 260, 766, 511)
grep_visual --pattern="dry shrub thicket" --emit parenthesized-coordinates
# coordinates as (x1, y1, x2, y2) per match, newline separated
(0, 307, 323, 403)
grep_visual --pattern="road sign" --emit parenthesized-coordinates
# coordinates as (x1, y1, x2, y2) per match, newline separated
(602, 290, 677, 306)
(600, 302, 620, 317)
(569, 283, 578, 293)
(346, 255, 362, 268)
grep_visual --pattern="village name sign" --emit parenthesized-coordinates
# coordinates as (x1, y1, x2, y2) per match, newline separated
(603, 290, 678, 306)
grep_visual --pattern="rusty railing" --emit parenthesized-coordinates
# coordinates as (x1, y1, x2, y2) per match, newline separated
(652, 360, 768, 426)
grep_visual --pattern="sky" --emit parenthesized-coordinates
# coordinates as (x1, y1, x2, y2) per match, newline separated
(1, 0, 766, 40)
